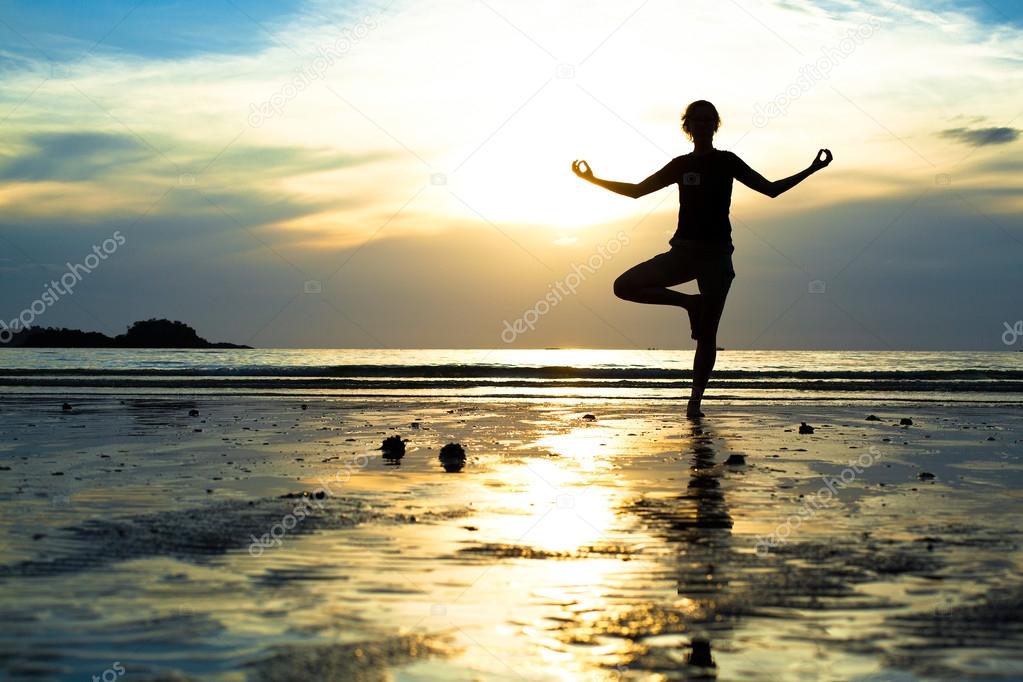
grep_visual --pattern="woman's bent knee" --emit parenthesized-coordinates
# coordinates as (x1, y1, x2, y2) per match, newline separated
(613, 277, 635, 301)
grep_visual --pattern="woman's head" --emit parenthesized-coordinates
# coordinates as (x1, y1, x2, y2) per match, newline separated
(681, 100, 721, 141)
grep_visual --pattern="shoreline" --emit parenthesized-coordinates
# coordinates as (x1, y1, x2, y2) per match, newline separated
(3, 388, 1023, 404)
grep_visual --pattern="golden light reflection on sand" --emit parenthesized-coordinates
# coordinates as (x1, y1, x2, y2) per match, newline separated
(532, 425, 624, 469)
(335, 422, 662, 679)
(479, 460, 617, 554)
(501, 425, 633, 553)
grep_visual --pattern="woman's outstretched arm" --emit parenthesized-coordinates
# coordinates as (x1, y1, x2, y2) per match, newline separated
(572, 159, 678, 199)
(733, 149, 833, 198)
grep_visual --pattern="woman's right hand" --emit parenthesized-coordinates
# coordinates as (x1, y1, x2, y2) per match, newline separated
(572, 159, 594, 180)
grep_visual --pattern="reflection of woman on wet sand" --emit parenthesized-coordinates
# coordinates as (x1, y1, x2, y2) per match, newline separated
(572, 100, 832, 418)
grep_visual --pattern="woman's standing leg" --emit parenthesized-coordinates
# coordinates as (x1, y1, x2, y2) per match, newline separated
(687, 265, 734, 418)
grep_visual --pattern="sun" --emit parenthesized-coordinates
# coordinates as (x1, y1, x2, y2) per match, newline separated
(442, 83, 679, 231)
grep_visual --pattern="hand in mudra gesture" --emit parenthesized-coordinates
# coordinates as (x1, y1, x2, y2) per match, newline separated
(572, 159, 594, 180)
(809, 148, 833, 172)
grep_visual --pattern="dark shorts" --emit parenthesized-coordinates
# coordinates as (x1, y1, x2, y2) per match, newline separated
(644, 239, 736, 297)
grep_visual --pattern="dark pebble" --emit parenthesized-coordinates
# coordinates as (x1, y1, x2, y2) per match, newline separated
(687, 638, 715, 667)
(381, 435, 408, 459)
(439, 443, 467, 473)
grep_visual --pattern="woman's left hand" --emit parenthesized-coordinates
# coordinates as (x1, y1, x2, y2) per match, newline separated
(810, 149, 833, 171)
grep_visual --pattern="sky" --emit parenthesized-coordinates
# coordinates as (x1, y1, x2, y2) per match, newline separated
(0, 0, 1020, 350)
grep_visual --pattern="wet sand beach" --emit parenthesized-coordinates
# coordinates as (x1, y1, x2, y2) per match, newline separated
(1, 394, 1022, 680)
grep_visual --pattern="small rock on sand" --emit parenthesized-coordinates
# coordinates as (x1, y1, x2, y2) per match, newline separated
(866, 414, 881, 421)
(380, 435, 408, 459)
(279, 490, 327, 500)
(798, 422, 814, 434)
(582, 414, 597, 421)
(724, 454, 746, 466)
(918, 472, 936, 481)
(439, 443, 467, 473)
(900, 417, 913, 426)
(686, 638, 716, 667)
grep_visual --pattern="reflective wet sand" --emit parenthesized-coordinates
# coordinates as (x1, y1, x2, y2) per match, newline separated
(1, 396, 1021, 680)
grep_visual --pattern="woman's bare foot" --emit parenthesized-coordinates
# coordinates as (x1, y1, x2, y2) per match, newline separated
(686, 398, 705, 419)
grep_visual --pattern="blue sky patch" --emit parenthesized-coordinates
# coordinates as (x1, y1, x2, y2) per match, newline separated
(0, 0, 312, 62)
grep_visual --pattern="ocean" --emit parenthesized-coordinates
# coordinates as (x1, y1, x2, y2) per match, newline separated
(1, 348, 1021, 402)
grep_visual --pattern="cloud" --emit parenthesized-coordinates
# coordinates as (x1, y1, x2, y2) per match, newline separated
(0, 129, 391, 183)
(1, 0, 1022, 348)
(0, 132, 151, 181)
(939, 126, 1021, 146)
(0, 125, 395, 234)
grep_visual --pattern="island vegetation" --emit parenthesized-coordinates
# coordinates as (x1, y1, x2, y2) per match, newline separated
(1, 318, 251, 348)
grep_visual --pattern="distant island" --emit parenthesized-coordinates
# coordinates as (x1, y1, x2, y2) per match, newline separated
(2, 318, 251, 349)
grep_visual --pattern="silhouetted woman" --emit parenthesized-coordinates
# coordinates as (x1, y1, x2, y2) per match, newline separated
(572, 100, 832, 418)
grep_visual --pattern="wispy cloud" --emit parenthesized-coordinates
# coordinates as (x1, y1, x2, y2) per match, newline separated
(939, 126, 1021, 146)
(0, 131, 149, 181)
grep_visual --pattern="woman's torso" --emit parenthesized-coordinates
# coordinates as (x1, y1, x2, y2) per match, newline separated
(669, 149, 735, 246)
